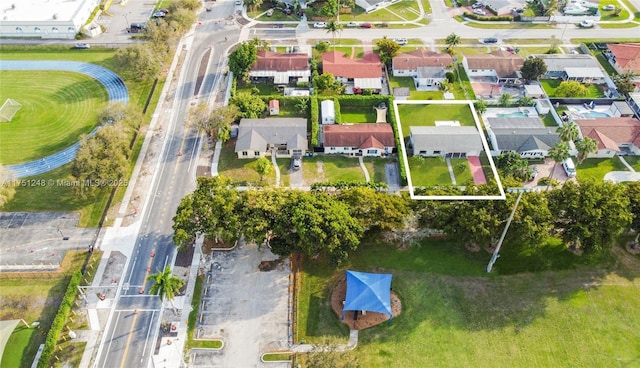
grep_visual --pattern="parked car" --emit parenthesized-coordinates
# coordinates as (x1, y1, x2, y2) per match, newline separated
(562, 158, 576, 178)
(314, 22, 327, 28)
(346, 22, 359, 27)
(157, 8, 169, 14)
(234, 0, 242, 5)
(152, 11, 166, 18)
(473, 8, 487, 15)
(528, 166, 538, 181)
(472, 2, 484, 8)
(360, 22, 372, 28)
(266, 8, 274, 16)
(602, 4, 615, 10)
(579, 20, 595, 28)
(292, 156, 302, 170)
(483, 37, 498, 43)
(74, 42, 90, 49)
(394, 38, 408, 45)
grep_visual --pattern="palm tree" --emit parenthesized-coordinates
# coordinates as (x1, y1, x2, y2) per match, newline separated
(445, 33, 460, 54)
(474, 99, 487, 114)
(499, 93, 512, 107)
(556, 121, 579, 143)
(325, 20, 343, 49)
(147, 266, 184, 314)
(547, 142, 570, 189)
(517, 96, 535, 107)
(575, 137, 597, 164)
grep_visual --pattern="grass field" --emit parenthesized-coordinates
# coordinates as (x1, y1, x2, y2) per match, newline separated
(363, 158, 388, 183)
(576, 157, 629, 182)
(340, 105, 377, 124)
(302, 156, 367, 184)
(0, 70, 108, 164)
(540, 79, 605, 98)
(296, 239, 640, 367)
(0, 251, 86, 368)
(396, 103, 476, 139)
(624, 156, 640, 171)
(388, 77, 446, 100)
(217, 140, 277, 186)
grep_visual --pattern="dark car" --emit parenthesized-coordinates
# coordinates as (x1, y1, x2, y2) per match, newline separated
(483, 37, 498, 44)
(360, 22, 372, 28)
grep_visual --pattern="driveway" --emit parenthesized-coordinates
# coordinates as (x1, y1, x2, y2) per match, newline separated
(193, 241, 291, 368)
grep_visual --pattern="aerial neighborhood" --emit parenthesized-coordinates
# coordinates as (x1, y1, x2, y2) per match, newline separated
(0, 0, 640, 367)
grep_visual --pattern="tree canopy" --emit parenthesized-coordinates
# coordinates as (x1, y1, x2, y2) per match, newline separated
(520, 56, 547, 81)
(375, 37, 401, 67)
(229, 41, 258, 82)
(555, 81, 588, 97)
(231, 91, 266, 118)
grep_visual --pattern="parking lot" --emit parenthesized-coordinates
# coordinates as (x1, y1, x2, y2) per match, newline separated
(192, 241, 291, 368)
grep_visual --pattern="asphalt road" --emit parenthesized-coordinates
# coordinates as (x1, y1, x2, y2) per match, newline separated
(94, 3, 236, 367)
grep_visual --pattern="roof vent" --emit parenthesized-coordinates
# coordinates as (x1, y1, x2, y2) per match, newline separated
(53, 13, 58, 19)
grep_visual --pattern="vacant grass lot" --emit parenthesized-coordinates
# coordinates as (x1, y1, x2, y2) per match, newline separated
(217, 140, 277, 186)
(576, 157, 629, 182)
(396, 103, 476, 139)
(363, 158, 388, 183)
(297, 240, 640, 368)
(540, 79, 605, 98)
(0, 70, 108, 164)
(0, 251, 86, 368)
(388, 77, 446, 100)
(302, 156, 366, 184)
(340, 105, 377, 124)
(406, 157, 472, 186)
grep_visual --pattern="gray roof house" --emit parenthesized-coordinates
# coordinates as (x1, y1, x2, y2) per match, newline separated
(410, 126, 483, 157)
(235, 118, 308, 159)
(536, 54, 605, 83)
(485, 117, 560, 158)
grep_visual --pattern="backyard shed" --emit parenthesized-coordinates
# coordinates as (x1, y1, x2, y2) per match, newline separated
(321, 100, 335, 124)
(269, 99, 280, 115)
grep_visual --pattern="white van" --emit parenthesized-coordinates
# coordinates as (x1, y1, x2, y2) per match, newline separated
(562, 158, 576, 178)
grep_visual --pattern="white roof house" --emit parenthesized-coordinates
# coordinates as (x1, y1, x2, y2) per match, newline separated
(410, 126, 483, 157)
(321, 100, 335, 124)
(0, 0, 100, 39)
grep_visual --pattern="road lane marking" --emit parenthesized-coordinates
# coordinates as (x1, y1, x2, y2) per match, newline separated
(101, 311, 121, 368)
(119, 312, 139, 368)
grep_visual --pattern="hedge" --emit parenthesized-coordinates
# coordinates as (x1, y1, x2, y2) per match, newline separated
(310, 97, 319, 146)
(38, 271, 82, 368)
(332, 95, 389, 107)
(333, 97, 342, 124)
(463, 12, 514, 21)
(386, 98, 408, 185)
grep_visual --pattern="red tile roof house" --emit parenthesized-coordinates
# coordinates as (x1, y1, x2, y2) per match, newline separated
(392, 50, 454, 91)
(249, 50, 310, 85)
(606, 43, 640, 75)
(322, 123, 395, 157)
(321, 51, 383, 93)
(462, 50, 524, 84)
(574, 117, 640, 158)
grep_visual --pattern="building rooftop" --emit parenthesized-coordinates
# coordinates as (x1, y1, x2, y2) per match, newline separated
(0, 0, 89, 22)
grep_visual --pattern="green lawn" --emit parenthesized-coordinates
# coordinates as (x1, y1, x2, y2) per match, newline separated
(407, 157, 452, 186)
(262, 352, 293, 361)
(396, 103, 476, 139)
(541, 113, 559, 127)
(340, 106, 377, 124)
(623, 156, 640, 171)
(363, 158, 388, 183)
(302, 156, 367, 184)
(0, 251, 86, 368)
(576, 157, 629, 182)
(450, 158, 473, 185)
(236, 81, 280, 96)
(217, 140, 277, 186)
(388, 76, 445, 100)
(297, 239, 640, 367)
(540, 79, 605, 98)
(0, 70, 108, 164)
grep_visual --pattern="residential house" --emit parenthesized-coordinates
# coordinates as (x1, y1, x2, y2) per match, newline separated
(323, 123, 395, 156)
(235, 118, 308, 159)
(606, 43, 640, 75)
(462, 50, 524, 84)
(629, 92, 640, 117)
(574, 117, 640, 157)
(536, 54, 605, 84)
(249, 50, 310, 85)
(485, 117, 560, 158)
(392, 50, 453, 90)
(322, 51, 383, 93)
(410, 126, 483, 157)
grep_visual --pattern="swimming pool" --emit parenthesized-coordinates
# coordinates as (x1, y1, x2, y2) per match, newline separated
(497, 111, 529, 118)
(580, 111, 611, 118)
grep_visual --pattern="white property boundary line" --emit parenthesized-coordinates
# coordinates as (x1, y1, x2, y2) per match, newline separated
(393, 100, 506, 201)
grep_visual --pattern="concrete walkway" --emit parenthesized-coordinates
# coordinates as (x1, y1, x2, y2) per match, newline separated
(272, 150, 281, 187)
(445, 157, 457, 185)
(617, 155, 637, 172)
(358, 156, 371, 183)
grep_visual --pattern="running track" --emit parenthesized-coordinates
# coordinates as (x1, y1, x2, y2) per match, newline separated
(2, 60, 128, 178)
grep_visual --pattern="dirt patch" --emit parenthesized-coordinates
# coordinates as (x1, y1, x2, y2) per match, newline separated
(258, 258, 285, 272)
(330, 277, 401, 330)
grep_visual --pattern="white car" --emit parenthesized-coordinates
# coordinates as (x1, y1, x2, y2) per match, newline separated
(313, 22, 327, 28)
(346, 22, 359, 27)
(602, 4, 615, 10)
(472, 2, 484, 8)
(580, 20, 595, 27)
(473, 9, 487, 15)
(394, 38, 408, 45)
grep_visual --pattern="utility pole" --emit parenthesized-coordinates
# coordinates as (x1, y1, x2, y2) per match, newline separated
(486, 189, 525, 273)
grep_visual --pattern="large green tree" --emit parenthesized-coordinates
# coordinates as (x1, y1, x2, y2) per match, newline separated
(445, 33, 460, 53)
(495, 151, 533, 182)
(626, 182, 640, 246)
(114, 44, 162, 80)
(547, 181, 632, 254)
(520, 56, 547, 81)
(147, 266, 185, 314)
(555, 81, 588, 97)
(613, 71, 636, 96)
(228, 41, 258, 82)
(574, 137, 597, 164)
(375, 37, 401, 67)
(547, 142, 570, 186)
(325, 20, 344, 47)
(556, 121, 579, 143)
(337, 187, 410, 231)
(254, 157, 272, 181)
(231, 91, 266, 118)
(313, 73, 345, 95)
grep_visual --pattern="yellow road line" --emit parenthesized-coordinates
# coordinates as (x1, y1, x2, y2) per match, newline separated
(119, 312, 139, 368)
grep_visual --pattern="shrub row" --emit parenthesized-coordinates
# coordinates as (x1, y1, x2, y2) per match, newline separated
(334, 95, 389, 107)
(38, 271, 82, 368)
(311, 181, 389, 191)
(333, 97, 342, 124)
(310, 97, 319, 146)
(386, 97, 408, 185)
(463, 12, 514, 21)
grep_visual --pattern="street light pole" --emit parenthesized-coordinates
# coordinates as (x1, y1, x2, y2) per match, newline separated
(486, 189, 525, 273)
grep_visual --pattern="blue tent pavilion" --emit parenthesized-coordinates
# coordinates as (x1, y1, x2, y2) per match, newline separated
(342, 270, 393, 322)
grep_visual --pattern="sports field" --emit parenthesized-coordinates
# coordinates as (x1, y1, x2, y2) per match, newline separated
(0, 70, 108, 165)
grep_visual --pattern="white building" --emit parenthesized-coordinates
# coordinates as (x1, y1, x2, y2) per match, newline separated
(321, 100, 335, 124)
(0, 0, 100, 39)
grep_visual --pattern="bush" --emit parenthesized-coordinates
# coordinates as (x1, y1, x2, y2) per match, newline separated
(333, 97, 342, 124)
(463, 12, 514, 21)
(310, 97, 319, 146)
(538, 177, 559, 187)
(38, 271, 82, 368)
(386, 97, 408, 185)
(445, 72, 454, 83)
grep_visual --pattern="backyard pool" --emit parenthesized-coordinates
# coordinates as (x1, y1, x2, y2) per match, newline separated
(579, 111, 611, 118)
(568, 106, 612, 119)
(497, 110, 530, 118)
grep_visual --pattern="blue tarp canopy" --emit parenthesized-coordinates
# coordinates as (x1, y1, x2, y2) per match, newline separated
(342, 270, 393, 320)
